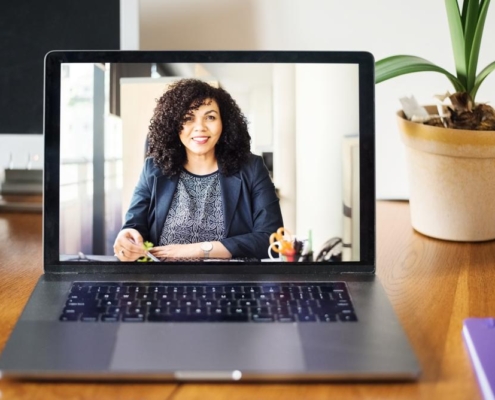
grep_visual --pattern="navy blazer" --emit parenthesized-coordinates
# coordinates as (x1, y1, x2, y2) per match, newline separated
(122, 154, 283, 260)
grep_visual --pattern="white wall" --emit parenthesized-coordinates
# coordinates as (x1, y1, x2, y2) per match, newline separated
(295, 64, 359, 250)
(139, 0, 495, 199)
(0, 135, 44, 181)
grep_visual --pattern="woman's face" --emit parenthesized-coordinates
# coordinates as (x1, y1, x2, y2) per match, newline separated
(179, 99, 223, 159)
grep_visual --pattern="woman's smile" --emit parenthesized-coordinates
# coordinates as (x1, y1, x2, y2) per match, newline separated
(192, 136, 210, 144)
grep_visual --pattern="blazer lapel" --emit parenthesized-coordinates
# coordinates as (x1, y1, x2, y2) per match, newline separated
(219, 173, 241, 236)
(154, 174, 179, 243)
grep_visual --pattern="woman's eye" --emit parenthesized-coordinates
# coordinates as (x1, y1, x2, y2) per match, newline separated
(207, 115, 216, 120)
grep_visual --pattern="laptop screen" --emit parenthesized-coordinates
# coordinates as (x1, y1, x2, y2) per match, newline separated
(45, 52, 375, 271)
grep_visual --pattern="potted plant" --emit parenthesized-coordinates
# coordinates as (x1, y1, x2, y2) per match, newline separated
(376, 0, 495, 241)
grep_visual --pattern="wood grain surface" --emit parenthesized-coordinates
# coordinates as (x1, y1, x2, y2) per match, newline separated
(0, 201, 493, 400)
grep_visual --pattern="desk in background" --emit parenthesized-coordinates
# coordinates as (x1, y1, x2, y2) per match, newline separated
(0, 201, 493, 399)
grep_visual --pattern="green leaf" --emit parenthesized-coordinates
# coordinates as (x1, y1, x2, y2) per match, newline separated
(461, 0, 470, 30)
(466, 0, 491, 90)
(445, 0, 467, 87)
(470, 61, 495, 100)
(375, 55, 465, 92)
(463, 0, 480, 89)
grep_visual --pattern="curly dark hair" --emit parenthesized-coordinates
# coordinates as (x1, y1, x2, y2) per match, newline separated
(147, 79, 251, 176)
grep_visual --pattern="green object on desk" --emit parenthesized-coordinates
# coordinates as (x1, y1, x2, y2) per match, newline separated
(138, 241, 155, 262)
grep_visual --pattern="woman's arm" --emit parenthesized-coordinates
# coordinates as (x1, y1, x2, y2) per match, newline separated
(120, 158, 154, 241)
(115, 158, 155, 262)
(149, 241, 232, 259)
(220, 156, 284, 260)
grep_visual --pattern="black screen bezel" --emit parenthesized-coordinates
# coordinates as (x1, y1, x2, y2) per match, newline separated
(44, 50, 376, 275)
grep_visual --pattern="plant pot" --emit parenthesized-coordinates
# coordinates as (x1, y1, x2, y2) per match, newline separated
(397, 106, 495, 241)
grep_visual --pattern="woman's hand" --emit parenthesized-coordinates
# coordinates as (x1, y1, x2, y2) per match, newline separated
(149, 242, 232, 260)
(114, 228, 146, 261)
(149, 243, 202, 260)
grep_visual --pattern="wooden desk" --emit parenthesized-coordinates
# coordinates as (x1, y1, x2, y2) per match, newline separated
(0, 201, 493, 399)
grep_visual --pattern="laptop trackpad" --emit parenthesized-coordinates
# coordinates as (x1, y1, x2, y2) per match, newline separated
(111, 324, 305, 372)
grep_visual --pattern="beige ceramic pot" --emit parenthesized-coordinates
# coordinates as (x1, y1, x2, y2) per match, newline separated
(397, 106, 495, 241)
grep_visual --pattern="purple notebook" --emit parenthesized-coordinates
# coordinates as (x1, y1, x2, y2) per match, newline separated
(463, 318, 495, 400)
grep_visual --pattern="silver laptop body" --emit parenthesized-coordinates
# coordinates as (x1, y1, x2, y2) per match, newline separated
(0, 51, 420, 381)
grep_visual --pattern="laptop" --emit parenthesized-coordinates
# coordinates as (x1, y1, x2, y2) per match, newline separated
(0, 51, 420, 381)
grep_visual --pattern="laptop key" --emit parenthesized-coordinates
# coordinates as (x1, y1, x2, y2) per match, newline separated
(68, 293, 93, 300)
(198, 299, 216, 307)
(300, 299, 319, 307)
(238, 300, 258, 307)
(277, 315, 295, 322)
(229, 307, 248, 315)
(89, 286, 108, 294)
(273, 293, 290, 301)
(127, 307, 144, 314)
(245, 286, 262, 294)
(136, 293, 152, 300)
(181, 300, 198, 308)
(293, 293, 314, 300)
(184, 286, 203, 294)
(205, 286, 224, 293)
(156, 293, 174, 301)
(101, 314, 120, 322)
(96, 293, 115, 301)
(314, 292, 333, 301)
(210, 307, 228, 315)
(233, 293, 254, 300)
(149, 307, 166, 314)
(171, 307, 188, 315)
(290, 306, 310, 315)
(249, 307, 271, 315)
(128, 286, 145, 293)
(177, 293, 195, 301)
(119, 300, 140, 307)
(116, 293, 135, 300)
(214, 314, 249, 322)
(320, 283, 347, 292)
(149, 286, 165, 293)
(263, 286, 281, 294)
(252, 314, 274, 322)
(100, 299, 119, 307)
(317, 313, 338, 322)
(81, 313, 99, 322)
(218, 300, 235, 307)
(60, 313, 79, 321)
(66, 300, 88, 307)
(298, 315, 317, 322)
(191, 307, 208, 315)
(160, 300, 180, 308)
(339, 313, 358, 322)
(122, 314, 145, 322)
(142, 300, 159, 308)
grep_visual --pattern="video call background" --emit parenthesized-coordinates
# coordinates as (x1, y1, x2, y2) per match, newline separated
(59, 62, 360, 262)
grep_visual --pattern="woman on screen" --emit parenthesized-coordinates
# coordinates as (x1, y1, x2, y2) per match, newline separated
(114, 79, 283, 261)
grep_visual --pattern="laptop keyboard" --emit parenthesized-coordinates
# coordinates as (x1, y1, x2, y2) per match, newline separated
(60, 282, 357, 323)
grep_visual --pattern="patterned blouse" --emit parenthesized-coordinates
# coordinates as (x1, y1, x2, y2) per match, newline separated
(159, 169, 225, 246)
